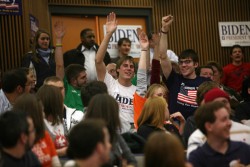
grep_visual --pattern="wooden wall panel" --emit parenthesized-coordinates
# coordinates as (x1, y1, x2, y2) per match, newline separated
(0, 15, 25, 72)
(48, 0, 250, 67)
(0, 0, 249, 74)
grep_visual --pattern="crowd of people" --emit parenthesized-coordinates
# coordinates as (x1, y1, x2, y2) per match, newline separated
(0, 12, 250, 167)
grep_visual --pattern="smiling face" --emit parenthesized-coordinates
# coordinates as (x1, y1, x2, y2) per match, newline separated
(37, 33, 50, 50)
(118, 41, 131, 56)
(117, 60, 135, 81)
(206, 107, 232, 141)
(178, 58, 198, 79)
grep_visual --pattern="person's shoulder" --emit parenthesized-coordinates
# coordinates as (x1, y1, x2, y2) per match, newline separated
(188, 143, 205, 158)
(229, 140, 250, 151)
(22, 51, 34, 59)
(243, 62, 250, 68)
(195, 76, 211, 82)
(223, 63, 234, 70)
(25, 150, 42, 166)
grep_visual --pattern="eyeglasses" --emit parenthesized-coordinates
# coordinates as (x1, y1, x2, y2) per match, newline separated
(178, 59, 193, 65)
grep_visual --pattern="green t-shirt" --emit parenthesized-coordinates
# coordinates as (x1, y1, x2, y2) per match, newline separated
(131, 74, 137, 86)
(63, 77, 84, 112)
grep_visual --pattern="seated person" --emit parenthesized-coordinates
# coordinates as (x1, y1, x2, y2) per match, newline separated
(0, 110, 41, 167)
(65, 119, 111, 167)
(137, 97, 184, 143)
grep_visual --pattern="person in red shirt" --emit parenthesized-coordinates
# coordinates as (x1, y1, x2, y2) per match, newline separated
(221, 45, 250, 93)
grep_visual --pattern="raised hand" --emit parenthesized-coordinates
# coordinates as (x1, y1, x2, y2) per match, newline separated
(137, 28, 149, 51)
(170, 111, 185, 124)
(161, 15, 174, 33)
(151, 32, 160, 47)
(54, 21, 66, 40)
(106, 12, 117, 34)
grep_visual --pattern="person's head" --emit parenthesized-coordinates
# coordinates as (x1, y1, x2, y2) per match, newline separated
(116, 56, 135, 81)
(44, 76, 65, 99)
(195, 101, 232, 140)
(178, 49, 199, 78)
(13, 93, 44, 143)
(80, 28, 95, 49)
(145, 84, 168, 99)
(230, 45, 244, 64)
(37, 85, 64, 125)
(196, 65, 214, 80)
(204, 87, 231, 113)
(85, 94, 120, 143)
(2, 68, 27, 95)
(206, 61, 223, 84)
(33, 29, 51, 51)
(67, 119, 111, 164)
(196, 81, 219, 106)
(19, 67, 36, 93)
(80, 81, 108, 107)
(106, 63, 118, 79)
(65, 64, 87, 88)
(0, 110, 36, 152)
(137, 97, 169, 128)
(144, 132, 185, 167)
(117, 38, 131, 56)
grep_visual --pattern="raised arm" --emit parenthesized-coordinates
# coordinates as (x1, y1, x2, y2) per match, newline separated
(150, 32, 161, 84)
(159, 15, 174, 79)
(95, 12, 117, 81)
(136, 28, 149, 97)
(54, 21, 66, 80)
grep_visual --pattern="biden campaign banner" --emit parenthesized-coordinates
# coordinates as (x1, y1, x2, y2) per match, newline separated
(218, 22, 250, 47)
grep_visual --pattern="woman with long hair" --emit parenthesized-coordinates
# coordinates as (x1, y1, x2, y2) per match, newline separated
(137, 97, 183, 142)
(22, 29, 56, 91)
(36, 85, 67, 156)
(14, 93, 61, 167)
(85, 94, 137, 167)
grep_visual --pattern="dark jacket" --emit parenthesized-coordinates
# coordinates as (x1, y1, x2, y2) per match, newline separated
(63, 44, 111, 67)
(21, 51, 56, 90)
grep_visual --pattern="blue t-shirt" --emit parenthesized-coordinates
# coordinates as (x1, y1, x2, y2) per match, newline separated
(165, 70, 209, 119)
(188, 141, 250, 167)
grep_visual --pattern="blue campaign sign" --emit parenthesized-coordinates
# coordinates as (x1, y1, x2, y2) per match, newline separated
(0, 0, 22, 15)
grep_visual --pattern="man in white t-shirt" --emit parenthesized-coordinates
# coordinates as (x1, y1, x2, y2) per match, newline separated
(95, 13, 138, 133)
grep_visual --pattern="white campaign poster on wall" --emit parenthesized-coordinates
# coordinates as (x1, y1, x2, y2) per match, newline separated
(104, 25, 142, 58)
(218, 22, 250, 47)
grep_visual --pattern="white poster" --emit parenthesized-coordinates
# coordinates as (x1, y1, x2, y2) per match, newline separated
(104, 25, 142, 58)
(218, 22, 250, 47)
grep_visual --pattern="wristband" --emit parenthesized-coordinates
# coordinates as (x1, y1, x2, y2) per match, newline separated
(161, 30, 168, 34)
(56, 44, 63, 47)
(141, 49, 148, 51)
